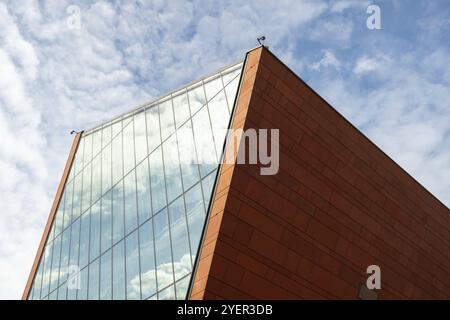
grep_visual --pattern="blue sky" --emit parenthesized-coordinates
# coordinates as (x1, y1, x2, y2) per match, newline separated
(0, 0, 449, 299)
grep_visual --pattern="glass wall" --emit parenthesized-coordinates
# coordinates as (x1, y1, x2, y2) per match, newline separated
(28, 61, 243, 300)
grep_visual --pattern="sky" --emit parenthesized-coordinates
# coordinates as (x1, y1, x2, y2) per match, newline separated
(0, 0, 449, 299)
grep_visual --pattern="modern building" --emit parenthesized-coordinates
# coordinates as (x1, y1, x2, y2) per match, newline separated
(23, 46, 450, 300)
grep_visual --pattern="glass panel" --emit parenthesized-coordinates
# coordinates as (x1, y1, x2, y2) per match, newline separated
(63, 181, 73, 230)
(91, 154, 102, 204)
(134, 110, 148, 164)
(89, 201, 101, 262)
(126, 230, 141, 300)
(154, 209, 173, 290)
(185, 183, 206, 254)
(67, 218, 80, 300)
(139, 219, 156, 299)
(202, 171, 217, 208)
(101, 191, 112, 254)
(54, 195, 64, 236)
(74, 138, 84, 176)
(49, 234, 61, 293)
(92, 129, 102, 157)
(100, 250, 112, 300)
(149, 147, 166, 213)
(41, 242, 53, 298)
(78, 267, 88, 300)
(83, 134, 93, 168)
(169, 197, 192, 281)
(159, 99, 175, 141)
(146, 106, 161, 154)
(112, 131, 123, 186)
(123, 120, 136, 176)
(163, 134, 182, 203)
(59, 227, 71, 286)
(204, 76, 223, 101)
(112, 181, 124, 245)
(223, 69, 241, 112)
(33, 258, 44, 300)
(124, 170, 138, 235)
(208, 89, 230, 157)
(102, 123, 112, 148)
(102, 143, 112, 195)
(159, 284, 176, 300)
(79, 211, 90, 269)
(88, 258, 100, 300)
(72, 173, 82, 220)
(177, 121, 200, 191)
(192, 107, 217, 177)
(81, 163, 92, 214)
(172, 92, 190, 129)
(57, 281, 67, 300)
(136, 159, 152, 224)
(188, 82, 206, 115)
(112, 119, 122, 138)
(112, 240, 126, 299)
(175, 276, 190, 300)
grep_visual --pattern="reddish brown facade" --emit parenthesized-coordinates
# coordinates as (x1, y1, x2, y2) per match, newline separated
(190, 46, 450, 299)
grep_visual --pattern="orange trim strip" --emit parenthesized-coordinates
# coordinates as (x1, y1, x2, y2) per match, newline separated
(21, 132, 82, 300)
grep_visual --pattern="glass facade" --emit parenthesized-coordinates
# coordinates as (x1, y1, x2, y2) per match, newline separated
(28, 62, 243, 300)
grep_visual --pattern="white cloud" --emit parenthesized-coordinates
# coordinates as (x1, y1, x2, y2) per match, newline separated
(310, 49, 341, 70)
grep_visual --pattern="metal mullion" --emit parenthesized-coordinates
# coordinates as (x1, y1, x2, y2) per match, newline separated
(157, 101, 177, 299)
(131, 115, 143, 300)
(144, 105, 159, 297)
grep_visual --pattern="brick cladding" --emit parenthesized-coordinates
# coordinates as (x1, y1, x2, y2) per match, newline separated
(190, 46, 450, 300)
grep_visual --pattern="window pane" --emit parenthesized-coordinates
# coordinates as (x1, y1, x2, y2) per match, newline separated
(102, 123, 112, 148)
(67, 218, 80, 300)
(33, 257, 44, 300)
(136, 159, 152, 225)
(59, 227, 71, 286)
(79, 211, 90, 269)
(112, 119, 122, 138)
(112, 240, 126, 300)
(72, 173, 82, 220)
(92, 154, 102, 204)
(185, 184, 206, 254)
(89, 201, 101, 262)
(63, 182, 73, 231)
(159, 284, 175, 300)
(124, 170, 138, 235)
(88, 258, 100, 300)
(223, 70, 241, 112)
(192, 107, 217, 177)
(175, 276, 190, 300)
(101, 191, 112, 254)
(169, 197, 192, 281)
(202, 170, 217, 208)
(112, 131, 123, 186)
(123, 120, 136, 176)
(54, 194, 64, 236)
(83, 134, 93, 168)
(102, 143, 112, 194)
(149, 147, 166, 213)
(92, 129, 102, 158)
(154, 209, 174, 290)
(188, 82, 206, 115)
(126, 230, 141, 300)
(177, 121, 200, 191)
(204, 76, 223, 101)
(41, 243, 53, 298)
(74, 138, 84, 176)
(100, 250, 112, 300)
(81, 163, 92, 214)
(208, 90, 230, 158)
(139, 219, 156, 299)
(57, 281, 67, 300)
(49, 234, 61, 293)
(134, 110, 148, 164)
(163, 134, 182, 203)
(159, 99, 175, 141)
(112, 181, 124, 244)
(146, 106, 161, 154)
(173, 92, 190, 129)
(78, 267, 88, 300)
